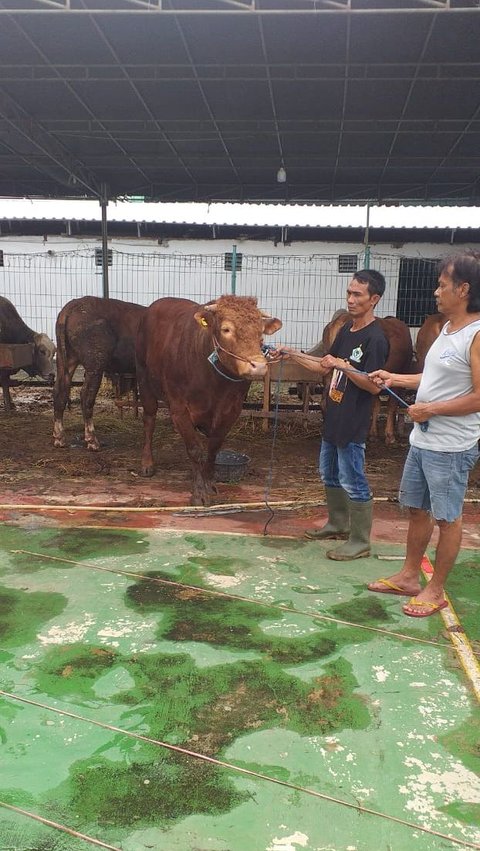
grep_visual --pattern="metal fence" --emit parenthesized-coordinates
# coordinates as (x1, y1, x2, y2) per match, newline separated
(0, 247, 434, 350)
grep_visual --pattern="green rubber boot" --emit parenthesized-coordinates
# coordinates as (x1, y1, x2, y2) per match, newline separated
(326, 498, 373, 560)
(305, 486, 350, 540)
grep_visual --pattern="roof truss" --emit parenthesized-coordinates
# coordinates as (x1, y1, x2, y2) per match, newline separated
(0, 0, 479, 202)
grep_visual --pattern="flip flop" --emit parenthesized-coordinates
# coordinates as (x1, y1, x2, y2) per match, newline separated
(402, 598, 448, 618)
(367, 578, 410, 596)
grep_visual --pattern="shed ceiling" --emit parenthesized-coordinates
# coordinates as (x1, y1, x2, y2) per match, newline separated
(1, 0, 480, 203)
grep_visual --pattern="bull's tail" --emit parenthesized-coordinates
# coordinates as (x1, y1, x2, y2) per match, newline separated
(55, 314, 67, 366)
(55, 308, 69, 378)
(53, 306, 75, 413)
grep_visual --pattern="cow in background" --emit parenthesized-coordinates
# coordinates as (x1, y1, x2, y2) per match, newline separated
(53, 296, 146, 450)
(415, 312, 447, 371)
(0, 296, 55, 412)
(320, 309, 414, 444)
(136, 295, 282, 506)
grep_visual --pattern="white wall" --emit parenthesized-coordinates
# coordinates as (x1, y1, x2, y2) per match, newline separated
(0, 233, 472, 349)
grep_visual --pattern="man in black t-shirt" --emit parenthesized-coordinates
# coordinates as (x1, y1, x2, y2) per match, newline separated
(281, 269, 389, 560)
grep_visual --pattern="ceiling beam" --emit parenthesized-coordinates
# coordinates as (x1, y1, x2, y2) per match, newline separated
(3, 65, 480, 83)
(1, 1, 479, 14)
(0, 88, 101, 196)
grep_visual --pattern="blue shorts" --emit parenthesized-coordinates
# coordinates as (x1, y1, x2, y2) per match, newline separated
(399, 445, 479, 522)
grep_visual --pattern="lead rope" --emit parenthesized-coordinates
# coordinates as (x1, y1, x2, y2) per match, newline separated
(262, 357, 284, 535)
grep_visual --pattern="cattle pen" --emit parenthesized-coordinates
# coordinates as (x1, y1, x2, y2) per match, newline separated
(1, 241, 480, 851)
(2, 0, 480, 844)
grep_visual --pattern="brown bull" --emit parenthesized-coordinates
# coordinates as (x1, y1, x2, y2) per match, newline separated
(53, 296, 145, 450)
(136, 295, 282, 506)
(0, 296, 55, 412)
(321, 309, 414, 444)
(415, 312, 447, 371)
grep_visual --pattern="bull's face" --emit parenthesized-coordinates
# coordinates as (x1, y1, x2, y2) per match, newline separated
(195, 295, 282, 380)
(33, 332, 56, 382)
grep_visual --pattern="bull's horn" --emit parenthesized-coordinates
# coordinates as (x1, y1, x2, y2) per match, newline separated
(202, 302, 218, 312)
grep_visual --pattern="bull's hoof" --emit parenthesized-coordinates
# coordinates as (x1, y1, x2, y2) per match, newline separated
(191, 495, 211, 507)
(86, 441, 100, 452)
(140, 466, 155, 478)
(385, 435, 396, 446)
(53, 438, 66, 449)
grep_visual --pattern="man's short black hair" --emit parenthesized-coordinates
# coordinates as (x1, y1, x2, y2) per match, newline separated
(438, 251, 480, 313)
(353, 269, 386, 298)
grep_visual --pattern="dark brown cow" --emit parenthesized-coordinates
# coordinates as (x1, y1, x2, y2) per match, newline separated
(320, 309, 414, 444)
(53, 296, 146, 450)
(0, 296, 55, 412)
(415, 312, 447, 371)
(136, 295, 282, 506)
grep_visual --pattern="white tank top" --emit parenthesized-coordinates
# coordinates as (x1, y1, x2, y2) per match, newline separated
(411, 318, 480, 451)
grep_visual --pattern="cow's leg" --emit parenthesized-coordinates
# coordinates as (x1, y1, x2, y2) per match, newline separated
(169, 407, 211, 505)
(140, 399, 158, 477)
(136, 363, 158, 476)
(53, 357, 78, 448)
(0, 372, 14, 413)
(80, 370, 104, 451)
(384, 397, 397, 445)
(369, 395, 380, 440)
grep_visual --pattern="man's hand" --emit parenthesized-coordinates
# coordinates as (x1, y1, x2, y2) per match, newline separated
(263, 345, 291, 362)
(368, 368, 394, 388)
(320, 354, 348, 371)
(407, 402, 433, 424)
(265, 349, 284, 363)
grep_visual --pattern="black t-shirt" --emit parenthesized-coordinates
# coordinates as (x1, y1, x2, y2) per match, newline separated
(323, 319, 389, 447)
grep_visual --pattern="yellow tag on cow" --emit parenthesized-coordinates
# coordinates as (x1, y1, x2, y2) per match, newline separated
(201, 318, 208, 327)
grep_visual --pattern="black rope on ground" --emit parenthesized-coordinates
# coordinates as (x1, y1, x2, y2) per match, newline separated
(262, 360, 284, 536)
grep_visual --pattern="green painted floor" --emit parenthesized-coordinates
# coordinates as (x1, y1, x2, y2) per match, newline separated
(0, 522, 479, 851)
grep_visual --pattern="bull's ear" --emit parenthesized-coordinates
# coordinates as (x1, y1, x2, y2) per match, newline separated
(194, 310, 212, 328)
(262, 316, 282, 335)
(194, 300, 218, 327)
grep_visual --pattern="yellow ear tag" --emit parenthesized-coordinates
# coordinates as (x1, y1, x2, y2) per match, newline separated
(200, 318, 208, 327)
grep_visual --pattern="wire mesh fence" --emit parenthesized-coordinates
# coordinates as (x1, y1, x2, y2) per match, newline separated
(0, 246, 439, 349)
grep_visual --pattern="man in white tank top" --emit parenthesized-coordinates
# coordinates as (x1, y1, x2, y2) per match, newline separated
(367, 251, 480, 617)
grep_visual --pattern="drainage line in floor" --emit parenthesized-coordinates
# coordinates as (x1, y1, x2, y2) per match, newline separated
(422, 556, 480, 703)
(12, 548, 449, 649)
(1, 498, 478, 513)
(1, 690, 479, 851)
(0, 800, 122, 851)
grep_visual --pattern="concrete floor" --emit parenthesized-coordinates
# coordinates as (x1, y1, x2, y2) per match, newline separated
(0, 519, 479, 851)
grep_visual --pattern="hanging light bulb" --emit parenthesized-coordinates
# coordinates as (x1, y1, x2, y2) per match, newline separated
(276, 165, 287, 183)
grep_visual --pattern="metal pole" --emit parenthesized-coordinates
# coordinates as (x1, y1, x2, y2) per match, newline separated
(231, 244, 237, 294)
(100, 183, 109, 299)
(363, 201, 371, 269)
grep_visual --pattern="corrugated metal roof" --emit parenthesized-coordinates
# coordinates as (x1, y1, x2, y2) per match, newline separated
(1, 5, 480, 204)
(0, 198, 479, 230)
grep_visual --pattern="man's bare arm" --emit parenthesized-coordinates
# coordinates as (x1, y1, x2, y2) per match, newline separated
(369, 368, 422, 391)
(279, 348, 330, 376)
